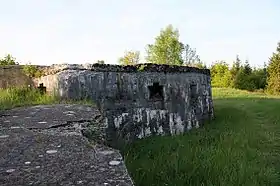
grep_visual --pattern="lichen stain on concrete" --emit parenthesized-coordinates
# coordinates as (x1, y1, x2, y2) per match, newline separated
(114, 113, 129, 129)
(169, 113, 184, 135)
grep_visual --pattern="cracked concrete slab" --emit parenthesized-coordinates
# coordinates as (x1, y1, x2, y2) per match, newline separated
(0, 104, 134, 186)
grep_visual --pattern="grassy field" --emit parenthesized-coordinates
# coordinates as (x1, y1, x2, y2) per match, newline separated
(123, 88, 280, 186)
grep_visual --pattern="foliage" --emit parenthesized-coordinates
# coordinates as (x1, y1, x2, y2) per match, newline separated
(267, 42, 280, 94)
(210, 61, 232, 87)
(209, 55, 267, 92)
(124, 88, 280, 186)
(145, 25, 184, 65)
(0, 54, 18, 65)
(137, 64, 146, 72)
(119, 50, 140, 65)
(182, 44, 204, 67)
(252, 68, 267, 90)
(186, 60, 207, 69)
(0, 87, 56, 110)
(96, 60, 105, 64)
(234, 66, 256, 91)
(0, 87, 94, 111)
(22, 63, 44, 78)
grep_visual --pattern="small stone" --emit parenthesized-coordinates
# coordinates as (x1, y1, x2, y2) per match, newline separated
(77, 181, 83, 184)
(38, 155, 44, 158)
(63, 111, 76, 114)
(109, 160, 121, 166)
(57, 145, 61, 148)
(99, 150, 114, 155)
(25, 161, 31, 165)
(104, 183, 108, 185)
(4, 120, 10, 123)
(46, 150, 58, 154)
(6, 169, 15, 173)
(38, 121, 47, 124)
(0, 135, 9, 139)
(25, 116, 31, 119)
(35, 166, 40, 169)
(66, 114, 74, 116)
(11, 126, 21, 129)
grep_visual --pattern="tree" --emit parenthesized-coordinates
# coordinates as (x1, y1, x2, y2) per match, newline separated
(267, 42, 280, 94)
(145, 24, 184, 65)
(244, 59, 252, 75)
(182, 44, 202, 66)
(230, 55, 242, 88)
(234, 61, 256, 91)
(210, 61, 232, 87)
(251, 67, 267, 90)
(118, 50, 140, 65)
(0, 54, 18, 65)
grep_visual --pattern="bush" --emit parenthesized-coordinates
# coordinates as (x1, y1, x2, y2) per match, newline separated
(210, 61, 232, 88)
(22, 64, 44, 78)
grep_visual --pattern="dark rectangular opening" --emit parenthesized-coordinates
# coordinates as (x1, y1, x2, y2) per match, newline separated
(148, 82, 164, 100)
(37, 83, 46, 95)
(190, 84, 197, 98)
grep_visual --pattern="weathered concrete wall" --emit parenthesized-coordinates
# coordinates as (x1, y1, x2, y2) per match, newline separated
(0, 65, 34, 89)
(36, 64, 214, 148)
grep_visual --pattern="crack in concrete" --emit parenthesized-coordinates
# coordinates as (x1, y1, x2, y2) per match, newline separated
(48, 120, 93, 129)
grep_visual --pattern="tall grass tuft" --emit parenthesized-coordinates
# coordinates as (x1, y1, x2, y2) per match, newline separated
(0, 87, 95, 110)
(0, 87, 57, 110)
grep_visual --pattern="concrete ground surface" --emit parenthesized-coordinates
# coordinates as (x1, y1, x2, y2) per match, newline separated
(0, 104, 134, 186)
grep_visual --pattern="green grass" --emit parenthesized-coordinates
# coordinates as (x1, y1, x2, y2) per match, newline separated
(0, 87, 93, 110)
(123, 88, 280, 186)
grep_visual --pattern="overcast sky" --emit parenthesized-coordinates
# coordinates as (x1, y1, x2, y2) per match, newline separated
(0, 0, 279, 67)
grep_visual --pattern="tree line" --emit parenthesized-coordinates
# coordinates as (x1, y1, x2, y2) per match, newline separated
(209, 40, 280, 94)
(117, 24, 280, 94)
(1, 24, 280, 94)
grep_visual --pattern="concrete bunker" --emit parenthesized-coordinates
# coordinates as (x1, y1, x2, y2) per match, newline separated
(35, 63, 214, 148)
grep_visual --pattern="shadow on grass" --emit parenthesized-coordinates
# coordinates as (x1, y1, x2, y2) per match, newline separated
(122, 97, 280, 186)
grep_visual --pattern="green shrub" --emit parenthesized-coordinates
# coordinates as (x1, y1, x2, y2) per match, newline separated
(22, 64, 44, 78)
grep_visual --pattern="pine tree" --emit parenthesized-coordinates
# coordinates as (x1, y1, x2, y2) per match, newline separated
(267, 42, 280, 94)
(244, 59, 252, 75)
(230, 55, 242, 88)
